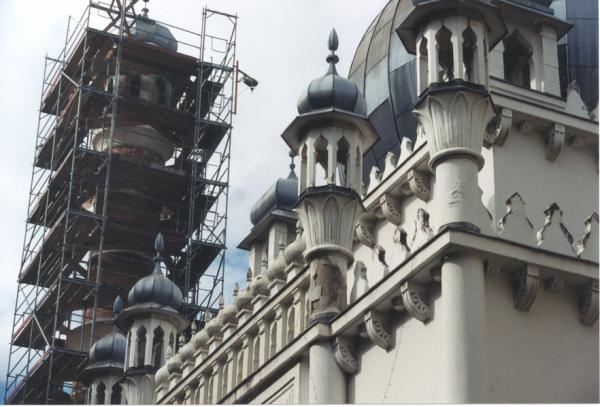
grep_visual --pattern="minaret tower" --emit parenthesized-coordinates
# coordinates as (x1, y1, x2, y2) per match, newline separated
(397, 1, 507, 402)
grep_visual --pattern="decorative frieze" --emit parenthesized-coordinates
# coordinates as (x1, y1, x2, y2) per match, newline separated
(512, 265, 540, 311)
(379, 193, 403, 225)
(333, 336, 359, 374)
(484, 107, 512, 147)
(400, 281, 431, 322)
(407, 169, 431, 202)
(497, 193, 535, 246)
(579, 280, 599, 326)
(544, 123, 565, 162)
(576, 212, 599, 262)
(536, 203, 575, 256)
(364, 310, 392, 350)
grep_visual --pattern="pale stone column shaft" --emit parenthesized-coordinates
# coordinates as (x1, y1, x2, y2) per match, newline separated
(308, 340, 346, 404)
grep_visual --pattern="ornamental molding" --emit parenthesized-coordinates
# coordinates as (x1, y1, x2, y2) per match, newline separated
(364, 310, 392, 350)
(333, 336, 359, 374)
(379, 193, 403, 225)
(576, 212, 599, 262)
(497, 192, 535, 246)
(536, 203, 575, 257)
(399, 137, 414, 164)
(355, 214, 376, 248)
(579, 280, 599, 326)
(411, 208, 434, 250)
(544, 123, 565, 162)
(400, 281, 431, 322)
(382, 151, 398, 180)
(407, 169, 431, 202)
(367, 166, 382, 194)
(484, 107, 512, 147)
(392, 226, 411, 265)
(512, 264, 540, 311)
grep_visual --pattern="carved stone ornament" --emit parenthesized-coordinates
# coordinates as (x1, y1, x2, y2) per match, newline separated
(399, 137, 414, 164)
(367, 166, 383, 194)
(536, 203, 575, 257)
(484, 107, 512, 147)
(333, 336, 359, 374)
(380, 193, 403, 225)
(392, 226, 411, 265)
(497, 192, 535, 246)
(413, 88, 495, 171)
(512, 265, 540, 311)
(400, 281, 431, 322)
(411, 208, 434, 250)
(364, 310, 392, 350)
(544, 123, 566, 162)
(565, 81, 590, 119)
(576, 212, 599, 262)
(382, 151, 398, 180)
(407, 169, 431, 202)
(579, 280, 599, 326)
(355, 214, 376, 248)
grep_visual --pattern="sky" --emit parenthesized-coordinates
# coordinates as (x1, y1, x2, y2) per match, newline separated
(0, 0, 389, 388)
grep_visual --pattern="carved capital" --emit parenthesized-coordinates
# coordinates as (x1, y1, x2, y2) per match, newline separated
(355, 214, 376, 248)
(407, 169, 431, 202)
(333, 336, 359, 374)
(400, 281, 431, 322)
(485, 108, 512, 147)
(545, 123, 565, 161)
(364, 310, 392, 350)
(579, 280, 599, 326)
(379, 193, 403, 225)
(512, 265, 540, 311)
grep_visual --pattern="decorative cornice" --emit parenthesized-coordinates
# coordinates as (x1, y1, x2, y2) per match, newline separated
(400, 281, 431, 322)
(579, 280, 599, 326)
(332, 336, 359, 374)
(544, 123, 565, 161)
(379, 193, 403, 225)
(355, 214, 376, 248)
(485, 107, 512, 147)
(364, 310, 392, 350)
(407, 169, 431, 202)
(512, 265, 540, 311)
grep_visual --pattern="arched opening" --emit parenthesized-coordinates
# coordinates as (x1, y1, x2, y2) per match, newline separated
(503, 31, 533, 88)
(96, 382, 106, 405)
(110, 383, 122, 405)
(418, 36, 429, 91)
(270, 324, 277, 358)
(136, 325, 147, 367)
(300, 143, 308, 192)
(253, 337, 260, 372)
(314, 135, 328, 186)
(336, 137, 350, 187)
(462, 26, 477, 82)
(436, 26, 454, 82)
(152, 326, 165, 367)
(287, 307, 295, 343)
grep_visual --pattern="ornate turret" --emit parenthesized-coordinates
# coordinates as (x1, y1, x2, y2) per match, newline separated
(282, 29, 379, 323)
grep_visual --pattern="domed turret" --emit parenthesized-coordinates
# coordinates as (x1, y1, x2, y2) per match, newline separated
(130, 2, 178, 52)
(249, 161, 298, 226)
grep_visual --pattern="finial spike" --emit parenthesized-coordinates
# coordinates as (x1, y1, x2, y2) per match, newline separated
(247, 267, 253, 282)
(219, 293, 225, 309)
(233, 282, 240, 296)
(113, 296, 123, 316)
(328, 28, 339, 52)
(153, 233, 165, 275)
(326, 28, 339, 72)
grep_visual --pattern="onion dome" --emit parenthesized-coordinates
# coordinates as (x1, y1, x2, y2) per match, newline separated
(204, 302, 225, 338)
(155, 363, 170, 388)
(131, 3, 178, 52)
(80, 297, 126, 385)
(266, 240, 287, 282)
(180, 340, 195, 365)
(297, 29, 367, 117)
(235, 269, 254, 312)
(192, 327, 210, 351)
(127, 233, 183, 311)
(283, 221, 306, 265)
(221, 286, 239, 327)
(250, 274, 270, 299)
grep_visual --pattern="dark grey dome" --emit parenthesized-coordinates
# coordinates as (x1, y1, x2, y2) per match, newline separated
(88, 330, 126, 366)
(131, 8, 178, 52)
(297, 29, 367, 117)
(250, 171, 298, 226)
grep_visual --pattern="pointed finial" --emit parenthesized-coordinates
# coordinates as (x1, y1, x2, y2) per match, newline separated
(246, 267, 253, 282)
(326, 28, 339, 73)
(191, 320, 198, 335)
(219, 293, 225, 310)
(287, 150, 297, 180)
(153, 233, 165, 275)
(142, 0, 150, 18)
(113, 296, 123, 317)
(233, 282, 239, 297)
(205, 310, 213, 322)
(278, 238, 285, 255)
(328, 28, 339, 52)
(178, 333, 186, 350)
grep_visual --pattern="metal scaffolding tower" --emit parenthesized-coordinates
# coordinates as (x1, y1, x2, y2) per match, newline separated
(5, 0, 237, 403)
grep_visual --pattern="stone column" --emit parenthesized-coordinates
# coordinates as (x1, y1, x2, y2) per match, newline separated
(308, 339, 346, 404)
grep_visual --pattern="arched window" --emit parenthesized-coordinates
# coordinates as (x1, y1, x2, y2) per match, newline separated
(110, 383, 122, 405)
(503, 31, 533, 88)
(287, 307, 295, 343)
(96, 382, 106, 405)
(136, 326, 147, 367)
(418, 36, 429, 92)
(336, 137, 350, 187)
(152, 326, 165, 367)
(314, 135, 328, 186)
(436, 26, 454, 82)
(207, 376, 214, 404)
(270, 324, 277, 358)
(462, 26, 477, 82)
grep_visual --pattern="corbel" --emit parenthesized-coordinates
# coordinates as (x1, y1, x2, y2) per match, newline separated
(364, 310, 392, 350)
(484, 107, 512, 147)
(406, 168, 431, 202)
(512, 264, 540, 311)
(400, 280, 431, 322)
(355, 213, 376, 248)
(333, 336, 359, 374)
(544, 123, 565, 161)
(379, 193, 403, 225)
(579, 280, 599, 326)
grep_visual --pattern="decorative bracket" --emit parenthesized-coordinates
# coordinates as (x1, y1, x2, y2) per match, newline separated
(512, 265, 540, 311)
(364, 310, 392, 350)
(484, 108, 512, 147)
(400, 281, 431, 322)
(407, 169, 431, 202)
(355, 214, 376, 248)
(545, 123, 565, 161)
(379, 193, 403, 225)
(333, 336, 359, 374)
(579, 280, 599, 326)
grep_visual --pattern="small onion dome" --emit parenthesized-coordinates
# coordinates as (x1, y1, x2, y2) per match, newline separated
(204, 305, 225, 338)
(297, 29, 367, 117)
(267, 242, 287, 282)
(250, 172, 298, 226)
(250, 274, 270, 299)
(236, 269, 254, 312)
(155, 364, 170, 388)
(192, 328, 210, 351)
(220, 286, 239, 326)
(283, 222, 306, 265)
(165, 352, 183, 376)
(179, 340, 195, 365)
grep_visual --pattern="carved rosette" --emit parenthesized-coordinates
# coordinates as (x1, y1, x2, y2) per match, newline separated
(364, 310, 392, 350)
(333, 336, 359, 374)
(400, 281, 431, 322)
(413, 83, 495, 171)
(545, 123, 565, 162)
(579, 280, 599, 326)
(380, 193, 403, 225)
(512, 265, 540, 311)
(407, 169, 431, 202)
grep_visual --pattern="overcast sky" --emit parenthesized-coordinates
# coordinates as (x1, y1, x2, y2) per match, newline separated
(0, 0, 388, 383)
